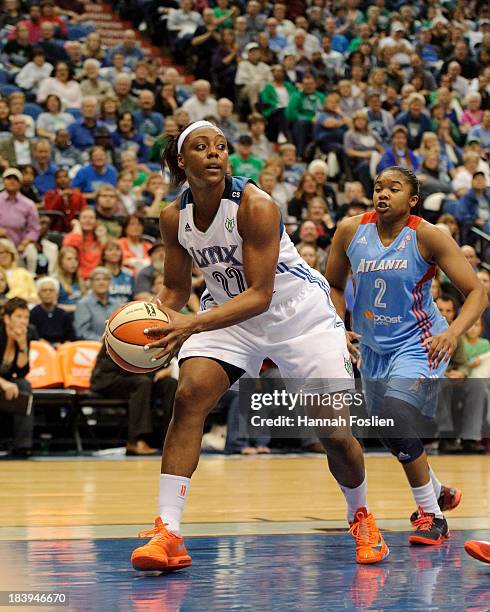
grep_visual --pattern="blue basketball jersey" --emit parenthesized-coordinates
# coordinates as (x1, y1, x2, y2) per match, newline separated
(346, 212, 447, 355)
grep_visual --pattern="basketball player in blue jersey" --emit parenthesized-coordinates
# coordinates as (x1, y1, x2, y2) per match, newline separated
(130, 120, 389, 571)
(326, 166, 487, 546)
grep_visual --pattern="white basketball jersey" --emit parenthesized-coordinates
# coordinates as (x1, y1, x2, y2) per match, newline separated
(177, 176, 338, 319)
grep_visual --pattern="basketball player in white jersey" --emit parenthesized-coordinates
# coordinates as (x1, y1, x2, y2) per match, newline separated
(130, 121, 388, 572)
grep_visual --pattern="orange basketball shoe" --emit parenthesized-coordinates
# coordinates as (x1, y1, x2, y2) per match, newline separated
(349, 507, 389, 564)
(464, 540, 490, 564)
(131, 517, 192, 572)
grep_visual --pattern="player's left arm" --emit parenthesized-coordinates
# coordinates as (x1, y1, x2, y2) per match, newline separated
(419, 222, 488, 365)
(150, 186, 281, 359)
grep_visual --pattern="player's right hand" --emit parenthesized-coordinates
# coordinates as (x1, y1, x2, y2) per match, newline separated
(346, 331, 362, 366)
(1, 381, 19, 400)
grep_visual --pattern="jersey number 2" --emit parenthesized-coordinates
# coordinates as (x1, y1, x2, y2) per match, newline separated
(374, 278, 387, 308)
(212, 267, 246, 298)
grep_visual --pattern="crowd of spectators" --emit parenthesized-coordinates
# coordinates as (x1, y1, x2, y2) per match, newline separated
(0, 0, 489, 456)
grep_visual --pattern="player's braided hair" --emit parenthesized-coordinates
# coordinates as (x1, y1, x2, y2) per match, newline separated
(161, 130, 187, 188)
(377, 165, 420, 198)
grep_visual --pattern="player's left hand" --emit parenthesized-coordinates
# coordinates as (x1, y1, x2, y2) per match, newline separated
(143, 308, 198, 361)
(422, 330, 458, 369)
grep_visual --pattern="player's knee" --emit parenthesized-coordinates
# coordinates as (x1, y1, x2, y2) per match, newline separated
(379, 436, 424, 464)
(172, 380, 211, 422)
(321, 435, 354, 458)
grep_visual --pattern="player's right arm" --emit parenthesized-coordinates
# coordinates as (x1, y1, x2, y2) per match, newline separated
(156, 201, 193, 312)
(325, 217, 362, 362)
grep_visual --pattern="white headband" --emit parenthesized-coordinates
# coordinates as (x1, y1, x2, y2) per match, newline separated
(177, 121, 220, 154)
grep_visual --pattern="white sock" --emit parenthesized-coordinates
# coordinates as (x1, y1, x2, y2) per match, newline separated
(429, 465, 442, 498)
(339, 475, 368, 523)
(411, 480, 443, 518)
(158, 473, 191, 534)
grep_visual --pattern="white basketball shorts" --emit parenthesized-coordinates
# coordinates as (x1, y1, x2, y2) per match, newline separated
(179, 282, 354, 393)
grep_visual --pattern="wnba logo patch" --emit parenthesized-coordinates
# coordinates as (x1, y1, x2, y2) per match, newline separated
(179, 485, 187, 498)
(364, 310, 374, 320)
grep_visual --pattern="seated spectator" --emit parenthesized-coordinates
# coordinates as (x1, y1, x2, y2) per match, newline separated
(116, 171, 137, 215)
(436, 213, 460, 244)
(343, 110, 382, 198)
(90, 343, 176, 455)
(449, 172, 490, 242)
(228, 134, 264, 182)
(7, 92, 35, 139)
(44, 168, 85, 231)
(2, 22, 33, 72)
(119, 150, 149, 189)
(307, 160, 338, 215)
(154, 83, 180, 119)
(211, 28, 239, 101)
(114, 73, 138, 114)
(464, 318, 490, 372)
(74, 266, 120, 340)
(297, 243, 320, 272)
(136, 172, 170, 219)
(15, 4, 42, 46)
(65, 41, 84, 78)
(235, 42, 272, 118)
(80, 59, 115, 103)
(93, 125, 116, 167)
(99, 95, 120, 134)
(459, 92, 484, 135)
(0, 100, 11, 138)
(109, 29, 145, 70)
(0, 115, 35, 167)
(82, 31, 106, 64)
(452, 151, 490, 197)
(0, 239, 37, 303)
(395, 93, 434, 150)
(417, 152, 454, 205)
(215, 98, 238, 149)
(39, 0, 67, 39)
(259, 64, 294, 144)
(134, 90, 164, 148)
(68, 96, 104, 152)
(55, 246, 86, 312)
(148, 116, 179, 164)
(63, 207, 103, 279)
(446, 60, 470, 98)
(335, 181, 371, 221)
(287, 171, 324, 222)
(36, 94, 74, 141)
(134, 240, 164, 298)
(258, 170, 288, 220)
(31, 139, 56, 196)
(130, 60, 158, 98)
(338, 79, 364, 117)
(376, 125, 419, 174)
(94, 185, 124, 238)
(182, 79, 218, 122)
(25, 215, 58, 277)
(436, 294, 486, 454)
(0, 297, 35, 459)
(15, 47, 52, 94)
(37, 61, 81, 108)
(71, 147, 118, 201)
(0, 167, 39, 263)
(29, 277, 76, 345)
(365, 92, 394, 146)
(279, 143, 305, 188)
(313, 92, 350, 173)
(303, 197, 335, 248)
(247, 113, 273, 162)
(287, 73, 325, 160)
(37, 21, 68, 65)
(468, 109, 490, 154)
(118, 214, 152, 274)
(112, 111, 148, 164)
(291, 220, 326, 271)
(99, 238, 133, 304)
(20, 165, 42, 205)
(160, 67, 190, 107)
(52, 128, 83, 171)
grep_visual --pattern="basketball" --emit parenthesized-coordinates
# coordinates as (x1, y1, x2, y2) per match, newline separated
(105, 301, 170, 373)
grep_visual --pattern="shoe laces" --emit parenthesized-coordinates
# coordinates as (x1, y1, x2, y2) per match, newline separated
(138, 519, 173, 541)
(349, 511, 376, 546)
(412, 506, 435, 531)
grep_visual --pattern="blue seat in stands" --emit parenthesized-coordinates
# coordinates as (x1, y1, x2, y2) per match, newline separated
(24, 102, 44, 119)
(0, 84, 21, 96)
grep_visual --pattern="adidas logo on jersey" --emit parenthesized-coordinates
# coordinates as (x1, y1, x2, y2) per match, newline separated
(357, 236, 367, 245)
(185, 223, 192, 232)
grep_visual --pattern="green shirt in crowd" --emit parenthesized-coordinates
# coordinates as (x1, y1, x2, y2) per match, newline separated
(229, 153, 264, 182)
(286, 89, 325, 123)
